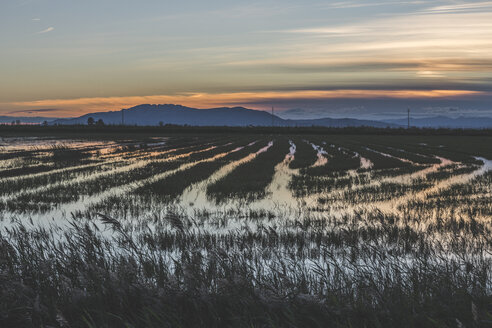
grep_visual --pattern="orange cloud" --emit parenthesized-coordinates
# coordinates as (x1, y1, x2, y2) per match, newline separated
(6, 89, 485, 117)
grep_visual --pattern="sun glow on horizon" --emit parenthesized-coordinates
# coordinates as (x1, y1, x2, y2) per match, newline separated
(4, 89, 486, 118)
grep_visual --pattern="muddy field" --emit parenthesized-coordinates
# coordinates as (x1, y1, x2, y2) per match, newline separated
(1, 134, 492, 327)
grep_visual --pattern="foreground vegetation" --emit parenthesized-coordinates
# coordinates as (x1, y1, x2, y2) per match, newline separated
(0, 132, 491, 327)
(1, 207, 492, 327)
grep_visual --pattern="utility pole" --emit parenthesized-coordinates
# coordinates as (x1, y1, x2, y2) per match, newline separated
(271, 106, 274, 127)
(407, 108, 410, 129)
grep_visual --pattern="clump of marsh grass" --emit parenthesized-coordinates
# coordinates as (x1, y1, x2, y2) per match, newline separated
(1, 206, 492, 327)
(50, 144, 91, 166)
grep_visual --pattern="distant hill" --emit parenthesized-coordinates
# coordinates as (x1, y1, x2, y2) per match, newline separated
(52, 105, 275, 126)
(7, 106, 492, 129)
(283, 117, 396, 128)
(51, 104, 397, 128)
(0, 116, 58, 124)
(385, 116, 492, 129)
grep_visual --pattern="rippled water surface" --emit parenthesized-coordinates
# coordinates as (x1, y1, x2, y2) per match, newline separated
(0, 135, 490, 232)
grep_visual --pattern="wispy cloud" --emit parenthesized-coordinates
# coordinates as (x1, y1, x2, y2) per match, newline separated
(223, 58, 492, 74)
(264, 6, 492, 83)
(321, 1, 425, 10)
(32, 18, 41, 21)
(422, 1, 492, 14)
(287, 26, 366, 36)
(36, 27, 54, 34)
(8, 108, 59, 114)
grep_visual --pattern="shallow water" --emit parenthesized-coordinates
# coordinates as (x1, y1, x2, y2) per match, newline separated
(0, 137, 490, 233)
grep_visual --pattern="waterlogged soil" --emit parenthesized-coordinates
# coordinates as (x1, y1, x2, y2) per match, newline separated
(0, 135, 489, 230)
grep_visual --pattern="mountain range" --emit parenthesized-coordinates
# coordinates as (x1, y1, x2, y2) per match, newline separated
(2, 104, 492, 128)
(50, 104, 396, 128)
(384, 116, 492, 129)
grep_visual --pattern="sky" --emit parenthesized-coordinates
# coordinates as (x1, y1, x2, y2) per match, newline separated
(1, 0, 492, 119)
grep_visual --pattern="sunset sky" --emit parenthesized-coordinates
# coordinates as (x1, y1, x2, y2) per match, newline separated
(1, 0, 492, 119)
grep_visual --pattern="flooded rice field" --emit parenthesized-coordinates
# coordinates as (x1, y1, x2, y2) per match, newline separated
(1, 133, 492, 326)
(1, 135, 489, 227)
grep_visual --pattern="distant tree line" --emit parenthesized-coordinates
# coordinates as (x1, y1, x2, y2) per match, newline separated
(87, 117, 105, 126)
(1, 124, 492, 137)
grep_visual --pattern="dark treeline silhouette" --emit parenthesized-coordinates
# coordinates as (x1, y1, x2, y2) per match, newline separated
(1, 124, 492, 136)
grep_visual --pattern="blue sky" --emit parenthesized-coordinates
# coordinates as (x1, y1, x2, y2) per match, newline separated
(1, 0, 492, 118)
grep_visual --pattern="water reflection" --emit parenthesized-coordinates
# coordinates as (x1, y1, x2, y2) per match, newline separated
(0, 137, 490, 234)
